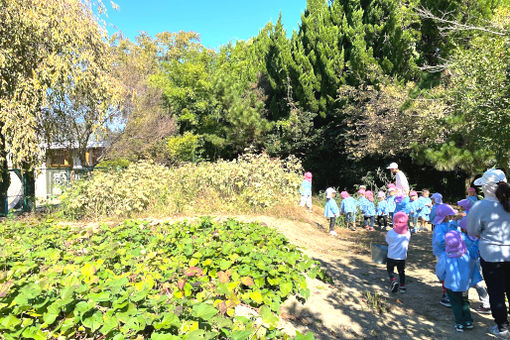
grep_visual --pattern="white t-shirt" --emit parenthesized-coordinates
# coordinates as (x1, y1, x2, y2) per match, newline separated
(386, 229, 411, 260)
(395, 171, 409, 195)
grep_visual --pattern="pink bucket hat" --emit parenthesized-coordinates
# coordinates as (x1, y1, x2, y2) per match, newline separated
(409, 191, 418, 197)
(304, 172, 312, 182)
(365, 190, 374, 201)
(340, 191, 349, 199)
(445, 230, 467, 258)
(357, 188, 366, 195)
(377, 191, 386, 199)
(457, 199, 472, 212)
(393, 212, 409, 234)
(433, 204, 458, 225)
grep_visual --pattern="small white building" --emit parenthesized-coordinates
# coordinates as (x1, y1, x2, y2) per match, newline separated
(8, 139, 108, 209)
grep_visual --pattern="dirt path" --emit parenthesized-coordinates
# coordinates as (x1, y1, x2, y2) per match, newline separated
(217, 211, 498, 340)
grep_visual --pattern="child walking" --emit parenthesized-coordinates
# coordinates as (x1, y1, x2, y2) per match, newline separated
(457, 199, 491, 314)
(386, 212, 411, 293)
(340, 191, 357, 231)
(299, 172, 313, 212)
(324, 188, 339, 236)
(376, 191, 389, 230)
(432, 204, 459, 308)
(436, 230, 481, 332)
(362, 191, 376, 231)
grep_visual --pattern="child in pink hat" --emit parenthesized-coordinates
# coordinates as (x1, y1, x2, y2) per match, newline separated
(457, 198, 491, 314)
(466, 187, 478, 204)
(436, 230, 481, 332)
(408, 191, 422, 233)
(386, 212, 411, 293)
(361, 191, 376, 231)
(340, 191, 357, 231)
(432, 204, 460, 307)
(299, 172, 313, 212)
(376, 191, 389, 230)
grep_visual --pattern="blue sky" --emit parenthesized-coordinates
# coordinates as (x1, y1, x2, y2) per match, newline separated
(106, 0, 307, 49)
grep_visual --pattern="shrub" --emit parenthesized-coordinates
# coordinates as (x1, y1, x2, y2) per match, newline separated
(60, 153, 302, 219)
(0, 218, 321, 339)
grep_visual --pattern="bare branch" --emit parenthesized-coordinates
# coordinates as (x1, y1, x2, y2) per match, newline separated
(416, 6, 507, 37)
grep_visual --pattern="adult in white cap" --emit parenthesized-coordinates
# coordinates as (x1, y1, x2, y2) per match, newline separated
(467, 169, 510, 337)
(387, 162, 409, 195)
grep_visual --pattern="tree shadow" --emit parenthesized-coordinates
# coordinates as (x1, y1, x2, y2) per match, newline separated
(284, 228, 493, 339)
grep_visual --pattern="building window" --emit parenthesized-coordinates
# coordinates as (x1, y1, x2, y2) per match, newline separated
(48, 150, 70, 167)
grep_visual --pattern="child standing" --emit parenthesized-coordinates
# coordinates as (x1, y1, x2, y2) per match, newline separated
(362, 191, 376, 231)
(340, 191, 357, 231)
(466, 187, 478, 204)
(387, 185, 398, 223)
(429, 193, 443, 231)
(432, 204, 459, 307)
(376, 191, 389, 230)
(386, 212, 411, 293)
(394, 194, 411, 215)
(324, 188, 339, 236)
(409, 191, 422, 233)
(299, 172, 313, 212)
(436, 230, 481, 332)
(418, 189, 432, 230)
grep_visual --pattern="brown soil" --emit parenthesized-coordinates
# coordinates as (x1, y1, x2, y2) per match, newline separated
(217, 209, 498, 340)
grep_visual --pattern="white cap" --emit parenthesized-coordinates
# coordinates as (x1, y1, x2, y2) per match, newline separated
(474, 169, 507, 186)
(325, 187, 336, 199)
(386, 162, 398, 170)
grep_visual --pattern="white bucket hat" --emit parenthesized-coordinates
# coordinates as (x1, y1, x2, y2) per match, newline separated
(474, 169, 507, 186)
(325, 187, 336, 199)
(386, 162, 398, 170)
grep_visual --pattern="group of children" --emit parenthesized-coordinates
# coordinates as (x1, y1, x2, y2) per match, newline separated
(299, 172, 489, 332)
(385, 188, 488, 333)
(321, 184, 433, 235)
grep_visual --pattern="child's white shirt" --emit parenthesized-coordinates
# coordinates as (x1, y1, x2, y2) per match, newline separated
(386, 229, 411, 260)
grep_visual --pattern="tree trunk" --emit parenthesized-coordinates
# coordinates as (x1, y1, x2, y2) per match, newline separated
(22, 166, 35, 212)
(0, 132, 11, 216)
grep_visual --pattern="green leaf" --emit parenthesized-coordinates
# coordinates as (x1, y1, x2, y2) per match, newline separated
(219, 259, 232, 271)
(151, 333, 181, 340)
(82, 310, 103, 332)
(184, 329, 206, 340)
(99, 314, 118, 335)
(0, 315, 21, 330)
(192, 303, 218, 321)
(43, 301, 60, 325)
(279, 282, 293, 297)
(89, 291, 111, 303)
(21, 326, 46, 340)
(260, 305, 279, 327)
(249, 291, 263, 304)
(230, 330, 252, 340)
(130, 288, 149, 302)
(295, 331, 315, 340)
(154, 312, 181, 330)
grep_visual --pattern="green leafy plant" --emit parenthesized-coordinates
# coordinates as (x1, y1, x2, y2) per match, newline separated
(0, 218, 322, 339)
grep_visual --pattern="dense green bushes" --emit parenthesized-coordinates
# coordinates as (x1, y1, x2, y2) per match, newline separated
(61, 153, 302, 219)
(0, 218, 321, 339)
